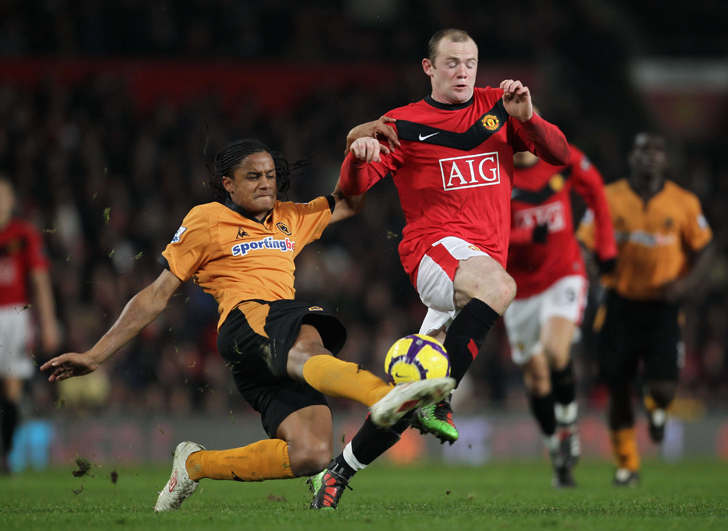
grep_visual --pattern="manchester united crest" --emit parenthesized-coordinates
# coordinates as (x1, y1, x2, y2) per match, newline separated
(549, 174, 565, 192)
(481, 114, 500, 131)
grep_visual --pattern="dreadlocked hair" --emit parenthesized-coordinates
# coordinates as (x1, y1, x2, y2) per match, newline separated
(207, 138, 309, 201)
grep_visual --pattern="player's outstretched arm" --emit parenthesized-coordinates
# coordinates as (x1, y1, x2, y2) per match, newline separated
(339, 136, 392, 197)
(501, 79, 569, 165)
(41, 269, 182, 382)
(571, 151, 618, 269)
(345, 116, 400, 156)
(328, 179, 366, 225)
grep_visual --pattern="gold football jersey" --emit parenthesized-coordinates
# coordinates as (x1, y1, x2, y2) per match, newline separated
(161, 196, 333, 328)
(578, 179, 711, 300)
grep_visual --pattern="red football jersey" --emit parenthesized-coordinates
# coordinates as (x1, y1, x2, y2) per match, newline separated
(507, 145, 616, 299)
(0, 219, 49, 306)
(340, 87, 569, 287)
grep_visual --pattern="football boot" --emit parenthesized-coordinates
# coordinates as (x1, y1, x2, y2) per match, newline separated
(308, 466, 351, 510)
(154, 441, 205, 512)
(410, 396, 459, 444)
(613, 468, 640, 487)
(370, 377, 455, 428)
(549, 423, 580, 488)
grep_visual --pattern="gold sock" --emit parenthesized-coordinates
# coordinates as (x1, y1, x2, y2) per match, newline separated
(302, 354, 392, 407)
(610, 428, 640, 472)
(185, 440, 296, 482)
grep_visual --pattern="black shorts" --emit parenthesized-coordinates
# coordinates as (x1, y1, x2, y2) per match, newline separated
(598, 291, 682, 386)
(217, 299, 347, 438)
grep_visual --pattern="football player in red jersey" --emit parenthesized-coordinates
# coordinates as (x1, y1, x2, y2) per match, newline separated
(0, 177, 60, 473)
(505, 143, 616, 487)
(309, 28, 570, 508)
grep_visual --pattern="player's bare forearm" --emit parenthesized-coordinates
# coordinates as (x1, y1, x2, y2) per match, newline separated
(92, 286, 168, 361)
(329, 180, 366, 224)
(661, 243, 714, 303)
(345, 116, 399, 156)
(41, 269, 181, 380)
(684, 243, 715, 289)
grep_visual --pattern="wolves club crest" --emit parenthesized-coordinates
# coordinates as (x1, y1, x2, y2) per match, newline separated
(276, 222, 292, 236)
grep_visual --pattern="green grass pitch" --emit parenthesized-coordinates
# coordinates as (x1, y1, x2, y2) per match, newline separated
(1, 460, 726, 530)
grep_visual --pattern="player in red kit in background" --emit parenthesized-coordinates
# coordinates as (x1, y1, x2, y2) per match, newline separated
(0, 177, 60, 473)
(505, 142, 617, 487)
(309, 28, 570, 509)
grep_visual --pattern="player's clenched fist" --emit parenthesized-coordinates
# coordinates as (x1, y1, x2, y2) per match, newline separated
(500, 79, 533, 121)
(350, 137, 383, 163)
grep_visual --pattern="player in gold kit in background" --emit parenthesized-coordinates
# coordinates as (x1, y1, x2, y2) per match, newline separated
(578, 133, 713, 486)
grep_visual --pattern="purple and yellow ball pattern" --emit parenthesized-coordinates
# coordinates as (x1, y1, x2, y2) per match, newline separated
(384, 334, 450, 385)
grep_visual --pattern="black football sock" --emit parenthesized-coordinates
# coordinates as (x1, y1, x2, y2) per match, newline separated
(0, 401, 18, 456)
(551, 360, 576, 405)
(333, 416, 409, 481)
(551, 360, 578, 425)
(444, 298, 499, 385)
(528, 393, 556, 436)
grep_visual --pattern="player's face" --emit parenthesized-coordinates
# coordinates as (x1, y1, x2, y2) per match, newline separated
(0, 180, 15, 226)
(223, 152, 277, 219)
(423, 38, 478, 105)
(629, 133, 667, 184)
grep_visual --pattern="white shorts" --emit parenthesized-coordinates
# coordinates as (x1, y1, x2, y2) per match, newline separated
(416, 236, 489, 336)
(503, 275, 588, 365)
(0, 305, 35, 379)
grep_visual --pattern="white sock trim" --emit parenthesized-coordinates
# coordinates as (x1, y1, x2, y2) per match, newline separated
(342, 442, 367, 471)
(555, 402, 578, 425)
(651, 408, 667, 426)
(543, 434, 559, 453)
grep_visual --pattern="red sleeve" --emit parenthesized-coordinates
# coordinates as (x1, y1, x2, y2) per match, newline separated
(340, 146, 399, 197)
(569, 147, 617, 261)
(509, 226, 534, 245)
(24, 224, 49, 271)
(508, 113, 570, 166)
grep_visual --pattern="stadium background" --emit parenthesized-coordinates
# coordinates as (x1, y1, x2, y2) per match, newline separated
(1, 0, 727, 470)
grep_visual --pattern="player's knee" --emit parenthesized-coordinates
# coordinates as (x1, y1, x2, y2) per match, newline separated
(287, 340, 331, 380)
(543, 343, 569, 368)
(607, 382, 635, 429)
(497, 272, 517, 309)
(524, 367, 551, 395)
(647, 380, 677, 408)
(288, 439, 332, 477)
(474, 270, 516, 314)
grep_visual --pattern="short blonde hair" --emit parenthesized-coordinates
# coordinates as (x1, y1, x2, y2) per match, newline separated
(427, 29, 473, 64)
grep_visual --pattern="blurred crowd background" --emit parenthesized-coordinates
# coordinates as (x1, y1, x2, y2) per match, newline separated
(2, 0, 727, 421)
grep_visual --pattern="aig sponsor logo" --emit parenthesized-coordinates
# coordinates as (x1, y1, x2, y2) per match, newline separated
(439, 151, 500, 191)
(514, 202, 566, 232)
(231, 237, 296, 256)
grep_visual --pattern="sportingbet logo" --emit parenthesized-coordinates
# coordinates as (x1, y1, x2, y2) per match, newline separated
(514, 202, 566, 232)
(439, 151, 500, 191)
(231, 237, 295, 256)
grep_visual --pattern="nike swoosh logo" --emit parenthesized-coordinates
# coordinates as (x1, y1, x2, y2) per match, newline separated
(418, 132, 440, 141)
